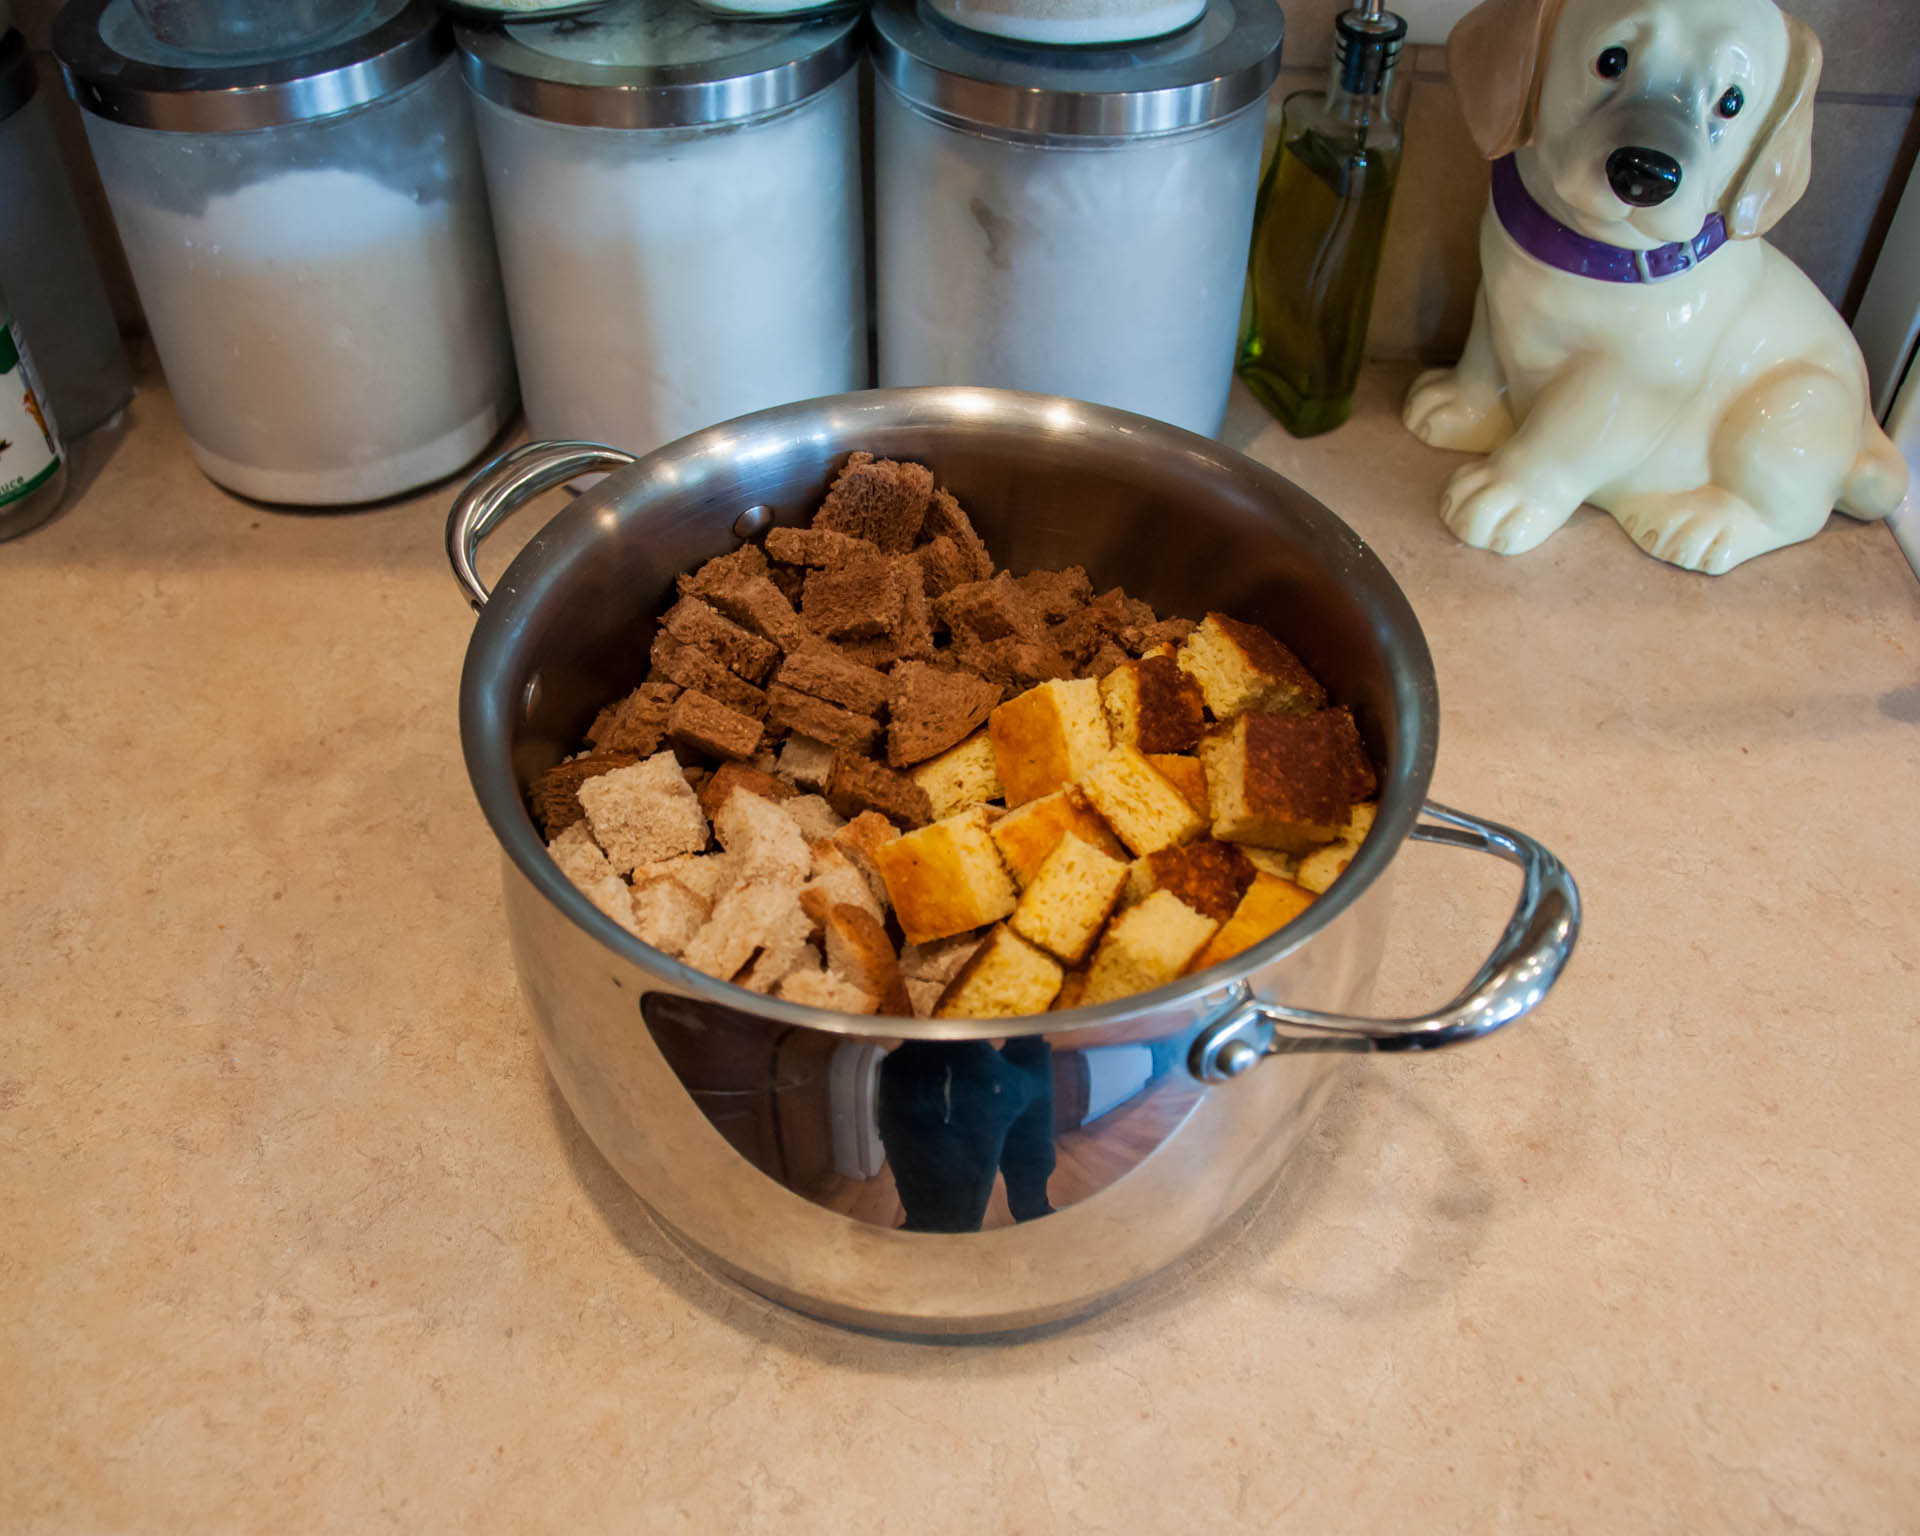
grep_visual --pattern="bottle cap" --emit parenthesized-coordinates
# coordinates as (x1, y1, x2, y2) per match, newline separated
(1336, 0, 1405, 97)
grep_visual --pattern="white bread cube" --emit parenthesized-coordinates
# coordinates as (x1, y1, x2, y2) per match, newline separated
(1081, 890, 1219, 1006)
(1078, 746, 1209, 856)
(633, 852, 730, 906)
(800, 845, 886, 929)
(777, 734, 838, 791)
(712, 787, 811, 887)
(681, 878, 805, 985)
(820, 903, 911, 1016)
(783, 793, 846, 844)
(988, 678, 1112, 807)
(576, 751, 709, 874)
(777, 961, 878, 1014)
(546, 822, 642, 937)
(873, 804, 1018, 944)
(935, 926, 1065, 1019)
(628, 877, 708, 957)
(1010, 831, 1130, 965)
(909, 729, 1004, 819)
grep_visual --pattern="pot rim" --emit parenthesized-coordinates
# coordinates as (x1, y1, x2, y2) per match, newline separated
(458, 386, 1439, 1041)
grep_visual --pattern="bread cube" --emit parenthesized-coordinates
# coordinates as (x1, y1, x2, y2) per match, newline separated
(1078, 747, 1209, 856)
(1293, 801, 1376, 893)
(696, 761, 796, 820)
(1080, 890, 1219, 1007)
(1124, 839, 1256, 924)
(712, 787, 811, 887)
(1189, 874, 1317, 972)
(1099, 654, 1205, 753)
(778, 962, 879, 1015)
(829, 811, 900, 906)
(988, 677, 1112, 807)
(1145, 753, 1209, 818)
(873, 804, 1019, 944)
(1175, 612, 1328, 718)
(1242, 847, 1299, 881)
(529, 749, 639, 837)
(909, 729, 1004, 819)
(988, 788, 1127, 887)
(799, 846, 885, 929)
(682, 878, 807, 984)
(1052, 970, 1090, 1011)
(776, 733, 837, 791)
(628, 876, 711, 958)
(633, 852, 729, 906)
(546, 822, 642, 937)
(1010, 831, 1129, 965)
(820, 903, 912, 1016)
(935, 926, 1065, 1019)
(576, 751, 709, 874)
(1198, 708, 1377, 853)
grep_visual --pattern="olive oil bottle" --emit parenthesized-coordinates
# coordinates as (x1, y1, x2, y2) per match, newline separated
(1237, 0, 1406, 437)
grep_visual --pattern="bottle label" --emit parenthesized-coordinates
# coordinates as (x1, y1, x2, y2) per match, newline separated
(0, 317, 64, 508)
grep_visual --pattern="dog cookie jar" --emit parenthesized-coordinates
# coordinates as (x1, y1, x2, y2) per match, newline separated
(1403, 0, 1908, 574)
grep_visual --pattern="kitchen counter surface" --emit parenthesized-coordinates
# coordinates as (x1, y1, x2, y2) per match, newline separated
(4, 367, 1916, 1534)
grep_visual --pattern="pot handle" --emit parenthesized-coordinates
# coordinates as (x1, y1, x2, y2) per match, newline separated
(446, 439, 638, 612)
(1188, 801, 1579, 1084)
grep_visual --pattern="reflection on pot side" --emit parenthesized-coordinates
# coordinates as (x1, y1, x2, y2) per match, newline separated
(640, 994, 1203, 1232)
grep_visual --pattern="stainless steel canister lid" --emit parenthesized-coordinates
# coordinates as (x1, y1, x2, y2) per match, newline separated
(0, 28, 35, 124)
(54, 0, 446, 132)
(870, 0, 1284, 140)
(455, 0, 861, 130)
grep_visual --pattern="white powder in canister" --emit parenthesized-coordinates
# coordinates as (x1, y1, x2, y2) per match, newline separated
(876, 82, 1267, 438)
(471, 72, 865, 455)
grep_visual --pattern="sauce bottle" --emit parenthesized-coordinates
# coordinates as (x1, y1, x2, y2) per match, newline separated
(0, 279, 67, 541)
(1237, 0, 1406, 437)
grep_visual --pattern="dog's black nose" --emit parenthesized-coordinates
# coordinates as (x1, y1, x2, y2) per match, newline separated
(1607, 147, 1683, 206)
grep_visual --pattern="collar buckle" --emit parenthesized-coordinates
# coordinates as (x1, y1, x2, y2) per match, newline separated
(1633, 240, 1695, 285)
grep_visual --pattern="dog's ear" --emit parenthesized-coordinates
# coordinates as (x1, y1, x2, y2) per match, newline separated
(1447, 0, 1564, 159)
(1723, 14, 1822, 238)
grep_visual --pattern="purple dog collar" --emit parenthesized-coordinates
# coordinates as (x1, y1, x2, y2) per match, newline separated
(1492, 154, 1727, 284)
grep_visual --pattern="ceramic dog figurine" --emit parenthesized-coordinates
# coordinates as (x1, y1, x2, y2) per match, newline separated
(1403, 0, 1910, 574)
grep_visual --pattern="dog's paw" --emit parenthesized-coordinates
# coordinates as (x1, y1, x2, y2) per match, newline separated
(1611, 492, 1780, 575)
(1404, 370, 1516, 455)
(1440, 463, 1576, 555)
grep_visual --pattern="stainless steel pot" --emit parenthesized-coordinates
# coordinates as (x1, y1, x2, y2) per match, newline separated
(447, 389, 1580, 1337)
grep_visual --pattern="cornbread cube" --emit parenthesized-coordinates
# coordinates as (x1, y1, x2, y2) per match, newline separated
(1198, 709, 1377, 853)
(1079, 747, 1209, 856)
(783, 793, 846, 845)
(1080, 890, 1219, 1007)
(697, 761, 796, 820)
(1294, 802, 1374, 893)
(1243, 847, 1299, 881)
(1176, 613, 1327, 718)
(1099, 655, 1205, 753)
(661, 595, 780, 682)
(820, 904, 912, 1016)
(712, 786, 811, 887)
(1124, 839, 1256, 924)
(1010, 832, 1130, 965)
(874, 804, 1019, 944)
(667, 689, 764, 763)
(628, 876, 708, 958)
(778, 962, 878, 1015)
(777, 734, 837, 791)
(1052, 970, 1089, 1011)
(576, 752, 709, 874)
(587, 682, 681, 757)
(529, 749, 639, 836)
(935, 926, 1065, 1019)
(989, 788, 1128, 887)
(909, 729, 1004, 820)
(989, 678, 1112, 807)
(1189, 874, 1317, 972)
(1145, 753, 1210, 817)
(546, 822, 642, 937)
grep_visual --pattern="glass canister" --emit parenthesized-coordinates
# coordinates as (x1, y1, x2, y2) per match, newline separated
(870, 0, 1282, 438)
(0, 28, 132, 437)
(455, 0, 864, 456)
(55, 0, 517, 506)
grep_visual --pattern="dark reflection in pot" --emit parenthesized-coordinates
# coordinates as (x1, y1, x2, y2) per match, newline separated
(639, 993, 1205, 1231)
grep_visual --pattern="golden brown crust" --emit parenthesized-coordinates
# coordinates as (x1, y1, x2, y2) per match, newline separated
(1141, 840, 1256, 924)
(1238, 708, 1376, 825)
(1132, 655, 1206, 753)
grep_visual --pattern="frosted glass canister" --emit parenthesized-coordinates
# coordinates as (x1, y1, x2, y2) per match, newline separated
(871, 0, 1282, 438)
(457, 0, 865, 456)
(56, 0, 516, 505)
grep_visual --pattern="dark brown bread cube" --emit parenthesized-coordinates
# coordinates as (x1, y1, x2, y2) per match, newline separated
(702, 573, 810, 653)
(649, 632, 768, 718)
(766, 683, 882, 753)
(1124, 616, 1198, 655)
(1018, 566, 1094, 624)
(887, 661, 1001, 768)
(1082, 640, 1133, 681)
(825, 751, 934, 829)
(813, 452, 934, 554)
(775, 643, 891, 716)
(678, 543, 769, 599)
(920, 487, 994, 582)
(668, 689, 764, 762)
(935, 571, 1047, 646)
(765, 526, 882, 569)
(834, 635, 903, 669)
(662, 596, 780, 683)
(950, 635, 1074, 694)
(915, 535, 975, 600)
(802, 556, 906, 641)
(768, 564, 807, 604)
(894, 557, 938, 661)
(587, 680, 681, 756)
(530, 750, 640, 835)
(698, 760, 800, 819)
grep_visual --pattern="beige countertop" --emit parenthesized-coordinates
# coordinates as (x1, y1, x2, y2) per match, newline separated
(4, 367, 1917, 1533)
